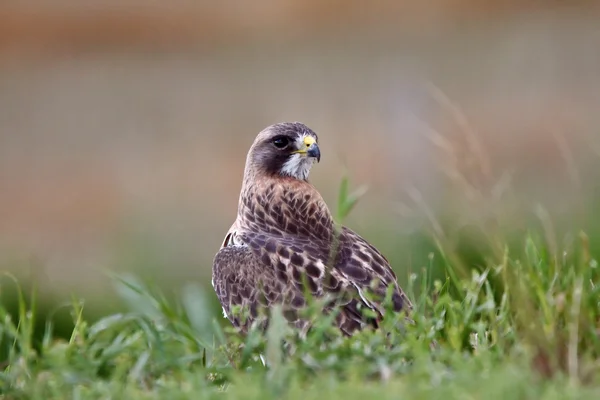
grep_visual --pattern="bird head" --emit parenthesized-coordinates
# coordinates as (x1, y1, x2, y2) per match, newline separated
(246, 122, 321, 181)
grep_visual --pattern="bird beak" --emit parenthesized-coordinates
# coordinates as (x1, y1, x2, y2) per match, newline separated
(295, 136, 321, 162)
(307, 143, 321, 162)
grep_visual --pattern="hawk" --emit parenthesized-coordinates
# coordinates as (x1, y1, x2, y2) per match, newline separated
(212, 122, 411, 336)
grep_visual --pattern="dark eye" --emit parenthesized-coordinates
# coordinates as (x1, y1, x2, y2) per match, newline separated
(272, 136, 290, 149)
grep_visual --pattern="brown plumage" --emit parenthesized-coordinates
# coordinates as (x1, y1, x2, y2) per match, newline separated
(212, 122, 411, 335)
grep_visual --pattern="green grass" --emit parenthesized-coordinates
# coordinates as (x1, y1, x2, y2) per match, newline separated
(1, 178, 600, 399)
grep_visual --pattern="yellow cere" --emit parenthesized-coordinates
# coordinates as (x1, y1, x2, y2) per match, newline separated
(303, 136, 316, 147)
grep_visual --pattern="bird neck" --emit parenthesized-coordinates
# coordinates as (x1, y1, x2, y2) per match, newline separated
(237, 175, 334, 240)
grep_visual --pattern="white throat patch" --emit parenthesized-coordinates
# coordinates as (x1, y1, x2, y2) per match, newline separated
(280, 153, 316, 180)
(279, 135, 317, 180)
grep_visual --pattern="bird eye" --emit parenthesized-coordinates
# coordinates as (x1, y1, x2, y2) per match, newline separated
(272, 136, 290, 149)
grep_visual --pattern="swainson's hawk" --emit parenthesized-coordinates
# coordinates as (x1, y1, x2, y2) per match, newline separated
(212, 122, 411, 335)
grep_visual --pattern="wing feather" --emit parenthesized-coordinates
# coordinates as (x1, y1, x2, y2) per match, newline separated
(336, 227, 412, 313)
(221, 226, 411, 335)
(212, 243, 311, 333)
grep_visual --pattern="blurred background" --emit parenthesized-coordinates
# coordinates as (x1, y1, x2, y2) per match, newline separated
(1, 1, 600, 323)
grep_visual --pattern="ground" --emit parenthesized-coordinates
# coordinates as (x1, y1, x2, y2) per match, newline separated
(1, 191, 599, 399)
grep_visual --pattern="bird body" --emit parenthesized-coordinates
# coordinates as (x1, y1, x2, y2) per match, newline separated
(212, 122, 411, 335)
